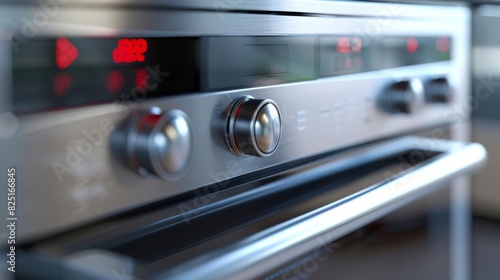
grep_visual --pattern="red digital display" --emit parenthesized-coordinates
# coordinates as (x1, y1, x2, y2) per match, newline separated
(337, 37, 362, 54)
(113, 39, 148, 63)
(337, 37, 350, 53)
(351, 37, 362, 53)
(56, 37, 79, 70)
(106, 70, 124, 93)
(135, 68, 148, 89)
(53, 73, 73, 96)
(406, 37, 419, 54)
(436, 37, 450, 53)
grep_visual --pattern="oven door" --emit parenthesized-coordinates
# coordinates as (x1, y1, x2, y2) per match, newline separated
(17, 136, 486, 280)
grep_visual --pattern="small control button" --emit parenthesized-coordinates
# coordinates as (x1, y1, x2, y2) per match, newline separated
(112, 108, 192, 179)
(155, 112, 192, 173)
(425, 77, 453, 103)
(254, 102, 281, 154)
(382, 79, 424, 114)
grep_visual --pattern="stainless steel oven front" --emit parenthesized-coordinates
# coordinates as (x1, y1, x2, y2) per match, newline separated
(0, 1, 486, 280)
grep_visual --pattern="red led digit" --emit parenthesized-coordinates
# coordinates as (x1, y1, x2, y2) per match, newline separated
(118, 39, 130, 49)
(406, 37, 419, 54)
(135, 68, 148, 89)
(56, 37, 79, 69)
(113, 38, 148, 63)
(53, 73, 73, 96)
(344, 57, 352, 69)
(112, 48, 122, 63)
(337, 37, 351, 54)
(436, 37, 450, 53)
(351, 37, 362, 53)
(136, 39, 147, 52)
(106, 70, 124, 93)
(136, 39, 147, 62)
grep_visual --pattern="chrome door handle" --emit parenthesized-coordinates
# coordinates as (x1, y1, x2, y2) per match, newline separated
(157, 137, 487, 280)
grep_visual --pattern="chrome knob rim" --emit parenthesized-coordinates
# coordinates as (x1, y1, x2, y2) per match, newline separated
(383, 79, 424, 114)
(254, 103, 281, 154)
(226, 96, 282, 157)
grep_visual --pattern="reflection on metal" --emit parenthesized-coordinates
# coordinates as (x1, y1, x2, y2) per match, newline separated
(477, 5, 500, 17)
(226, 96, 282, 157)
(160, 137, 487, 280)
(111, 109, 193, 179)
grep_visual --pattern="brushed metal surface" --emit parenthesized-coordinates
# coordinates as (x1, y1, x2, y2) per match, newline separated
(3, 63, 465, 242)
(3, 0, 469, 20)
(0, 2, 471, 241)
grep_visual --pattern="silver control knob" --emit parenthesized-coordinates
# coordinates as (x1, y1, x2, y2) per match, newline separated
(382, 79, 424, 114)
(226, 96, 281, 157)
(112, 108, 192, 179)
(425, 77, 453, 103)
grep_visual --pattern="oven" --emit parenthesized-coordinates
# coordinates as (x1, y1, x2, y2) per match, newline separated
(0, 1, 486, 280)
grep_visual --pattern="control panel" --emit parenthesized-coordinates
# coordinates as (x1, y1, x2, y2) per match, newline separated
(0, 2, 470, 242)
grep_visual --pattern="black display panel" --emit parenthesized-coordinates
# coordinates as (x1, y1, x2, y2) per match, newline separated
(202, 36, 316, 90)
(12, 37, 199, 114)
(12, 35, 451, 114)
(319, 36, 451, 76)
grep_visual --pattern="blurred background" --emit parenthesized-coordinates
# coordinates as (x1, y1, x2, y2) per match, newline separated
(471, 4, 500, 279)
